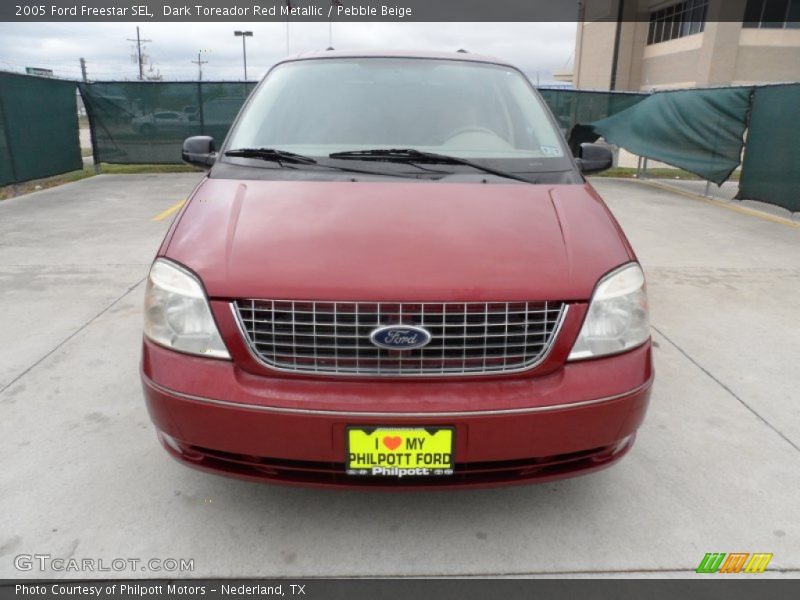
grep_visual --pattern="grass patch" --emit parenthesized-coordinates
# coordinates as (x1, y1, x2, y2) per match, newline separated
(2, 162, 742, 201)
(0, 163, 201, 200)
(81, 147, 93, 157)
(100, 163, 200, 174)
(596, 167, 702, 180)
(594, 166, 740, 182)
(0, 167, 94, 200)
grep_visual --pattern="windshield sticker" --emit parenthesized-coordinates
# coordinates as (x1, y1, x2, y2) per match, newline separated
(540, 145, 561, 157)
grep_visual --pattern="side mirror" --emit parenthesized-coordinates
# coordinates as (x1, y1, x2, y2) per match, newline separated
(182, 136, 216, 169)
(576, 143, 613, 174)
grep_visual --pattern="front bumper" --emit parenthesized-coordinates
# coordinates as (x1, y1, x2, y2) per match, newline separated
(141, 339, 653, 488)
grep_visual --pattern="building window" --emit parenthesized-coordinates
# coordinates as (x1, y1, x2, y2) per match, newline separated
(743, 0, 800, 28)
(647, 0, 709, 45)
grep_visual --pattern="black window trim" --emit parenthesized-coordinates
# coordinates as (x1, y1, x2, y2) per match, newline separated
(647, 0, 710, 45)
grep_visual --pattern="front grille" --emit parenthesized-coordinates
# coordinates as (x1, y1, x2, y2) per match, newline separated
(233, 300, 566, 376)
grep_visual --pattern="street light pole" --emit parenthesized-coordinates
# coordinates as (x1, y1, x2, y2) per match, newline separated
(234, 30, 253, 81)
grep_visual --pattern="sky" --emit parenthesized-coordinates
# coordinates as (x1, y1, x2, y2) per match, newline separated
(0, 22, 576, 84)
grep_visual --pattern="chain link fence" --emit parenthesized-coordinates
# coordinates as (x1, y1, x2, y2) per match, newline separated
(78, 81, 255, 164)
(1, 72, 798, 213)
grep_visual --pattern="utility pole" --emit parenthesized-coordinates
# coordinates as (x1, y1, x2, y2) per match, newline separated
(329, 0, 342, 48)
(127, 26, 152, 80)
(234, 31, 253, 80)
(285, 0, 291, 55)
(192, 50, 208, 82)
(609, 0, 625, 90)
(79, 57, 88, 82)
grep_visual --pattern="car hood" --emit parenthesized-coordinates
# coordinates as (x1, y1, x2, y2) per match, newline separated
(164, 179, 633, 302)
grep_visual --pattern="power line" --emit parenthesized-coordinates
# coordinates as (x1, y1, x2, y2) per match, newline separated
(0, 57, 255, 80)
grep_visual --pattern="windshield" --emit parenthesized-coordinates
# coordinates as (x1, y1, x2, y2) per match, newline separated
(226, 58, 569, 167)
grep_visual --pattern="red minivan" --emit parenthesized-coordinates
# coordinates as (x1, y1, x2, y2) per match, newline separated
(141, 51, 653, 488)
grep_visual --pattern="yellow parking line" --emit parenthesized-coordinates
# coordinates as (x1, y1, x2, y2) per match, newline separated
(152, 199, 187, 222)
(632, 179, 799, 229)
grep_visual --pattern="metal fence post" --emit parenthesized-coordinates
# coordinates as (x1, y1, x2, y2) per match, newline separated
(0, 95, 20, 185)
(78, 84, 102, 174)
(197, 82, 205, 136)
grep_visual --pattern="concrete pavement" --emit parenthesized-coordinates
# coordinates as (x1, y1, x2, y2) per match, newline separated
(0, 175, 798, 578)
(643, 178, 800, 222)
(79, 127, 91, 150)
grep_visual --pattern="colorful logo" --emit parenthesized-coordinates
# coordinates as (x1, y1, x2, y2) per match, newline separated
(696, 553, 773, 574)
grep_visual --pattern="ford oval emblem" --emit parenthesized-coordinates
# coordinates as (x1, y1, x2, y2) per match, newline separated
(370, 325, 432, 350)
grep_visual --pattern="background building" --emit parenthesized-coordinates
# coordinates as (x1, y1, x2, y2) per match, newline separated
(574, 0, 800, 90)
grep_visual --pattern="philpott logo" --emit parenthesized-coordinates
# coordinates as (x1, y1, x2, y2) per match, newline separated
(696, 552, 773, 574)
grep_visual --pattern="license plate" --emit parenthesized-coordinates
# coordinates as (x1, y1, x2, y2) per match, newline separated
(346, 427, 455, 477)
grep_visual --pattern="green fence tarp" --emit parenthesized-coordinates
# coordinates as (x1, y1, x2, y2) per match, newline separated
(79, 81, 255, 164)
(37, 79, 797, 212)
(738, 84, 800, 212)
(0, 92, 12, 186)
(588, 87, 753, 185)
(539, 88, 648, 141)
(0, 72, 82, 186)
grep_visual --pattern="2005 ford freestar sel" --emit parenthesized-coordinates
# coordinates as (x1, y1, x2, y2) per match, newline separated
(141, 51, 654, 488)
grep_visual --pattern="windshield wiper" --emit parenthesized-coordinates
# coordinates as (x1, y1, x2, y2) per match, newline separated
(224, 146, 426, 179)
(225, 148, 318, 165)
(328, 148, 534, 183)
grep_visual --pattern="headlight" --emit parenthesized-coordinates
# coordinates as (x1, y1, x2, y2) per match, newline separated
(568, 263, 650, 360)
(143, 259, 230, 359)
